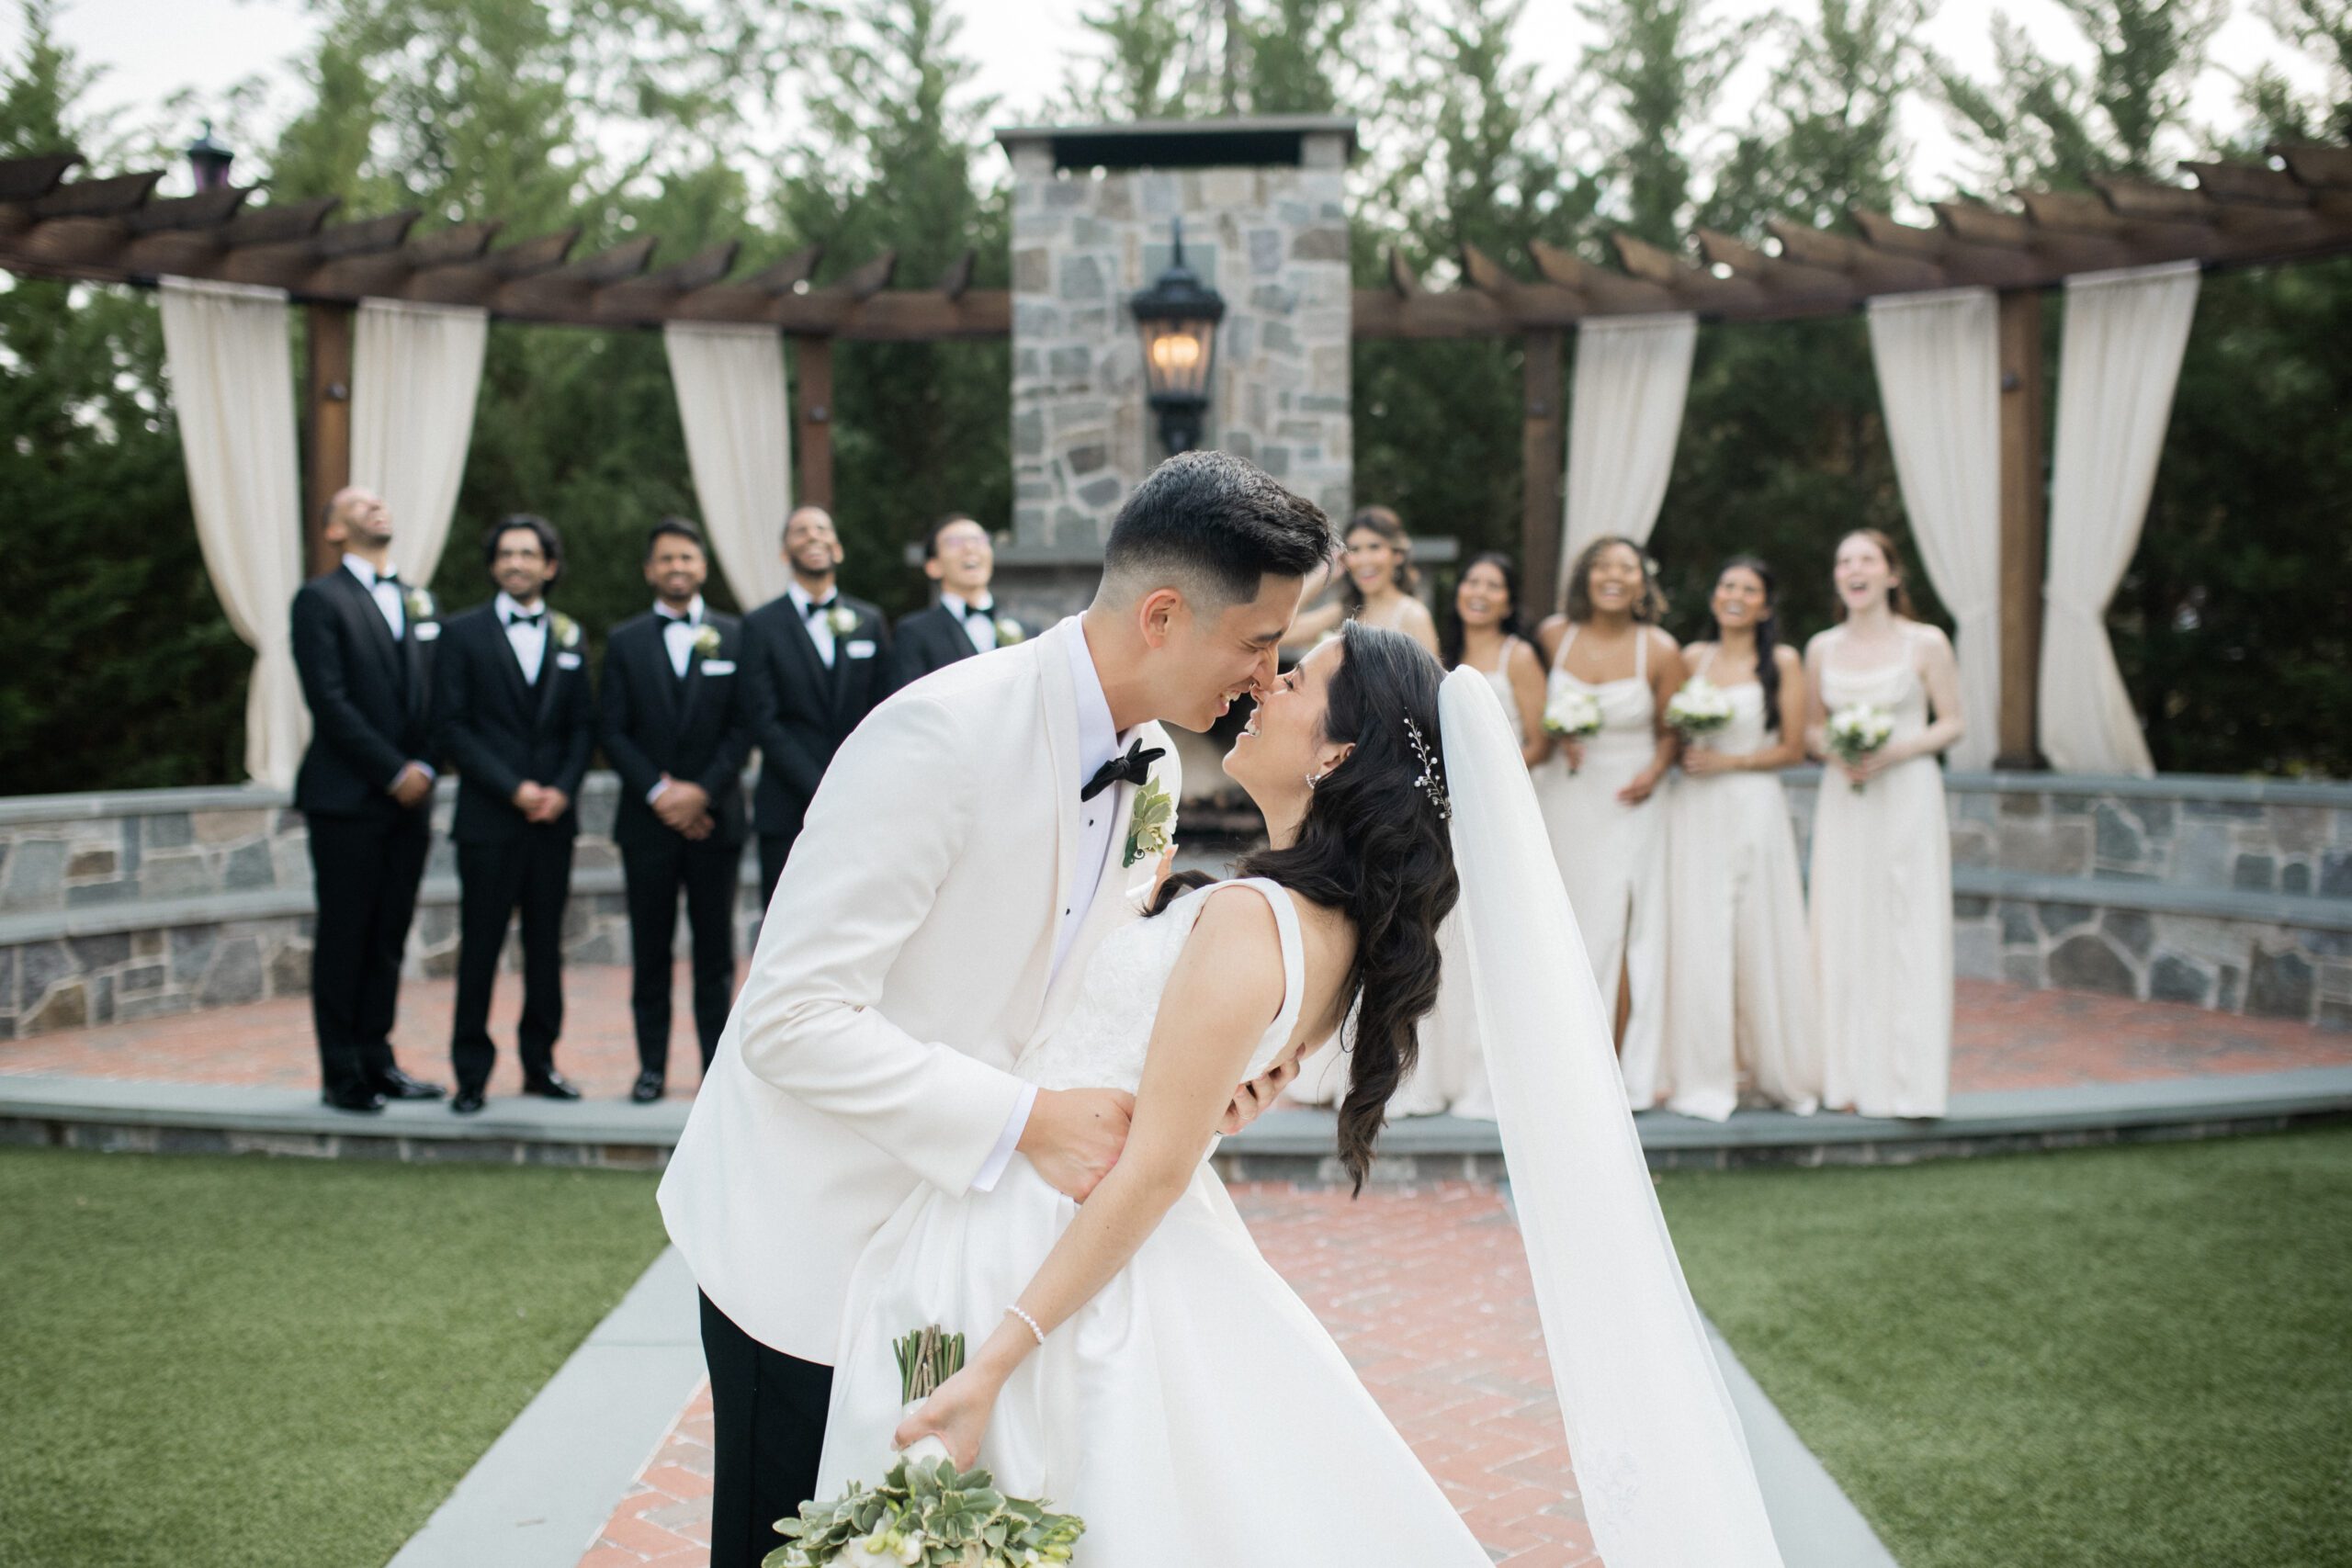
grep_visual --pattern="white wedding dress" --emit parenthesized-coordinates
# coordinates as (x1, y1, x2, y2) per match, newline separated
(815, 877, 1492, 1562)
(815, 674, 1786, 1568)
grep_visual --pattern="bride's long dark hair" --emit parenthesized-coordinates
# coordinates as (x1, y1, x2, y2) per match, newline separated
(1153, 621, 1459, 1191)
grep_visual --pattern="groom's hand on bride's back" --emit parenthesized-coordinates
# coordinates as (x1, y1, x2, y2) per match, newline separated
(1219, 1055, 1300, 1136)
(1019, 1087, 1136, 1201)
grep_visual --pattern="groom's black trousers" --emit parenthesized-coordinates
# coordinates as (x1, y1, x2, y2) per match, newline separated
(702, 1291, 834, 1568)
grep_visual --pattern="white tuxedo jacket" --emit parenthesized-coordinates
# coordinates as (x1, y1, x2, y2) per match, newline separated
(659, 616, 1182, 1360)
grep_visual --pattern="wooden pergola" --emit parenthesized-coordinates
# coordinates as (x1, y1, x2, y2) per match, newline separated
(4, 138, 2349, 765)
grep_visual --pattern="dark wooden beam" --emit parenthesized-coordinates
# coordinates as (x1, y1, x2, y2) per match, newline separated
(0, 152, 81, 202)
(1615, 231, 1775, 315)
(934, 249, 976, 299)
(1532, 239, 1679, 313)
(303, 303, 355, 580)
(794, 335, 834, 512)
(835, 251, 898, 299)
(1521, 328, 1566, 610)
(1996, 288, 2046, 769)
(1385, 247, 1420, 297)
(123, 186, 251, 234)
(741, 243, 824, 293)
(34, 170, 163, 219)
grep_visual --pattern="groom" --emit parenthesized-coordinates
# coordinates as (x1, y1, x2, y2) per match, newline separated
(660, 451, 1336, 1566)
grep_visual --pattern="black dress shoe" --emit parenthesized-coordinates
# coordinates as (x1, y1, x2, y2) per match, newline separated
(370, 1066, 447, 1100)
(451, 1089, 487, 1115)
(630, 1072, 665, 1104)
(321, 1086, 387, 1114)
(521, 1072, 582, 1101)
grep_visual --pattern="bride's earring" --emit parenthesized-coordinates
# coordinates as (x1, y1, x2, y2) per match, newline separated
(1304, 771, 1324, 791)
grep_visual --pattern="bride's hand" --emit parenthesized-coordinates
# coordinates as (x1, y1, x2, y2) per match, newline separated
(1219, 1053, 1300, 1134)
(892, 1363, 1002, 1471)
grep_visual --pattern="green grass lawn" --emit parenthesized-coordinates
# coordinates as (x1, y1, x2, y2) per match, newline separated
(1657, 1126, 2352, 1568)
(0, 1147, 667, 1568)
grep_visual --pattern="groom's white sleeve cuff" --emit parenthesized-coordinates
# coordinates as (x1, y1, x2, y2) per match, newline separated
(971, 1082, 1037, 1193)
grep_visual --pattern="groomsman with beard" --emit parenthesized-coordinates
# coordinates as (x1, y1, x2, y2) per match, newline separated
(434, 515, 596, 1114)
(289, 487, 448, 1112)
(599, 519, 753, 1103)
(890, 513, 1028, 687)
(741, 505, 892, 907)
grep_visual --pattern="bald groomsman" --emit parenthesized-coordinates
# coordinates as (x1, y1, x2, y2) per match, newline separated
(740, 506, 892, 907)
(289, 488, 447, 1112)
(890, 513, 1029, 688)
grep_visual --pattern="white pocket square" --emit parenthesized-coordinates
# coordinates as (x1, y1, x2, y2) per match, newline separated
(845, 639, 877, 660)
(556, 651, 583, 670)
(412, 622, 440, 642)
(700, 659, 735, 675)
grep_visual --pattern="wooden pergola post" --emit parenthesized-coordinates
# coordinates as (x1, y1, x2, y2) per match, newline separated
(1521, 328, 1566, 610)
(302, 301, 355, 580)
(793, 334, 834, 512)
(1996, 288, 2047, 771)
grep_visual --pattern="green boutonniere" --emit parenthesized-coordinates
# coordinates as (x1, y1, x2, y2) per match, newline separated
(995, 616, 1025, 646)
(826, 604, 859, 637)
(1123, 776, 1174, 868)
(402, 586, 435, 621)
(691, 624, 723, 657)
(551, 612, 581, 649)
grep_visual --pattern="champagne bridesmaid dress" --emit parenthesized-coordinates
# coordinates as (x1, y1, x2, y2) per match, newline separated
(1809, 624, 1953, 1118)
(1658, 649, 1820, 1121)
(1532, 625, 1668, 1108)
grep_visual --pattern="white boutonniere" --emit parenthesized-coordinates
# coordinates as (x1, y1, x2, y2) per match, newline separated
(551, 612, 581, 649)
(402, 586, 435, 621)
(826, 604, 859, 637)
(691, 624, 722, 658)
(1123, 776, 1174, 868)
(995, 616, 1025, 646)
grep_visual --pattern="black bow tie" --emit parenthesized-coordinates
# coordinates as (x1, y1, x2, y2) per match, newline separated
(1082, 739, 1164, 802)
(504, 609, 544, 629)
(804, 597, 840, 620)
(659, 611, 698, 629)
(958, 599, 996, 623)
(376, 568, 401, 585)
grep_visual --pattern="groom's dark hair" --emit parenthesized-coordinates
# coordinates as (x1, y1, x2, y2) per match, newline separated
(1099, 451, 1336, 607)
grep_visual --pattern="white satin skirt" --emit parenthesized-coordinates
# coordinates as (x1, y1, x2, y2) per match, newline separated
(816, 1156, 1489, 1565)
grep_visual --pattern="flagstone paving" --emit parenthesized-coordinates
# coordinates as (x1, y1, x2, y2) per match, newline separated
(576, 1181, 1598, 1568)
(4, 967, 2345, 1100)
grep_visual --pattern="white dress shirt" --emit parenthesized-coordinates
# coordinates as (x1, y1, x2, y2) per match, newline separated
(941, 590, 1000, 655)
(657, 593, 706, 678)
(343, 554, 406, 641)
(496, 590, 548, 684)
(787, 581, 842, 668)
(972, 623, 1136, 1192)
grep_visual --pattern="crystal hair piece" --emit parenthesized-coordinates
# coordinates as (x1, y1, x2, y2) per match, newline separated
(1403, 716, 1452, 822)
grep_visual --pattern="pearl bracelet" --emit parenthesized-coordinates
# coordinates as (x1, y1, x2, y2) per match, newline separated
(1006, 1303, 1046, 1347)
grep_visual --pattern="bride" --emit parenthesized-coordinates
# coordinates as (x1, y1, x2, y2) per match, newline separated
(813, 622, 1784, 1566)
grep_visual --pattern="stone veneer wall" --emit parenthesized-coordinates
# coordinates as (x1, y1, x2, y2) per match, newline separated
(0, 777, 759, 1038)
(1003, 135, 1351, 622)
(3, 771, 2347, 1038)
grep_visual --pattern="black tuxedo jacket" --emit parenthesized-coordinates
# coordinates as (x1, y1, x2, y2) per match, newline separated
(599, 610, 753, 850)
(741, 592, 892, 835)
(291, 567, 438, 820)
(432, 603, 597, 844)
(891, 602, 1027, 688)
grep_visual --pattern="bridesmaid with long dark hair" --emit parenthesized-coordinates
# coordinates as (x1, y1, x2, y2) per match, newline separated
(1284, 505, 1442, 657)
(1442, 551, 1550, 769)
(1533, 536, 1683, 1103)
(1804, 529, 1964, 1118)
(1659, 557, 1819, 1120)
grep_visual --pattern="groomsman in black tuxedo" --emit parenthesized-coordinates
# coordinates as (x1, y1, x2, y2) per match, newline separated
(600, 519, 752, 1102)
(741, 505, 892, 907)
(289, 487, 448, 1113)
(434, 515, 597, 1115)
(890, 513, 1028, 688)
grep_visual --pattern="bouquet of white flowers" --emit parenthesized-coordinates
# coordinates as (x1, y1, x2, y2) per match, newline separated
(1664, 677, 1736, 744)
(767, 1326, 1085, 1568)
(1543, 689, 1604, 773)
(1826, 704, 1895, 793)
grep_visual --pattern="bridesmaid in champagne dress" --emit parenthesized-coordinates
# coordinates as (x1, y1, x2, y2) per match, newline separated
(1534, 536, 1683, 1108)
(1804, 529, 1966, 1119)
(1660, 557, 1819, 1121)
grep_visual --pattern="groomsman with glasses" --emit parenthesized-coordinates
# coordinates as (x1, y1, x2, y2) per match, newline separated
(891, 513, 1028, 688)
(599, 519, 753, 1103)
(433, 514, 597, 1115)
(288, 487, 447, 1113)
(741, 505, 893, 908)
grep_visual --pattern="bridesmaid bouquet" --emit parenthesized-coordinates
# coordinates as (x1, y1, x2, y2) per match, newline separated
(1665, 678, 1736, 744)
(1543, 690, 1605, 772)
(1826, 704, 1895, 793)
(768, 1325, 1086, 1568)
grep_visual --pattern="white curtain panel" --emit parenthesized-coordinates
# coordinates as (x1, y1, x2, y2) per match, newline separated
(2040, 262, 2200, 776)
(158, 276, 310, 790)
(351, 298, 489, 587)
(1560, 311, 1698, 593)
(664, 321, 795, 609)
(1867, 288, 2002, 773)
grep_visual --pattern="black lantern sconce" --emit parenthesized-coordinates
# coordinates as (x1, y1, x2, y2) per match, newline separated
(186, 122, 235, 193)
(1129, 220, 1225, 455)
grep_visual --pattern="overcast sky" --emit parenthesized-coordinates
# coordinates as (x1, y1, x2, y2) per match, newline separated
(13, 0, 2335, 203)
